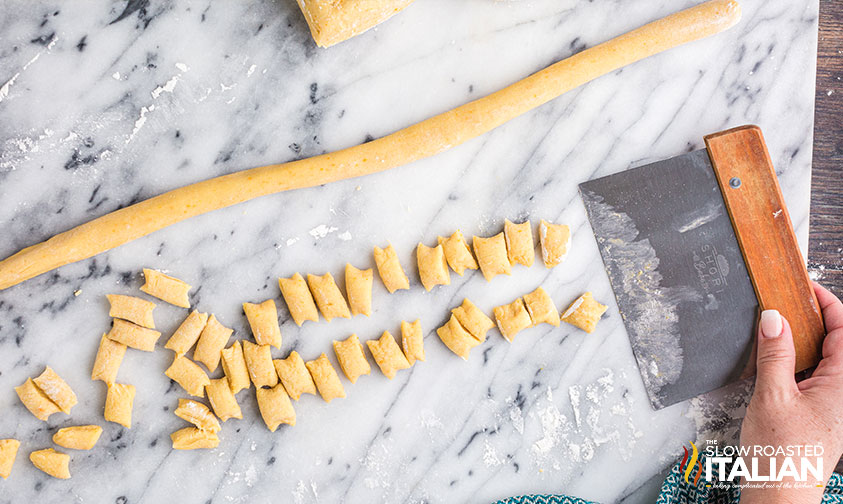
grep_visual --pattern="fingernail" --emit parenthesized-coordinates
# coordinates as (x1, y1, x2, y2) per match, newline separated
(760, 310, 783, 338)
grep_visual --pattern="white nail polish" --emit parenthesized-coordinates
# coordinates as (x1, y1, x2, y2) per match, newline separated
(760, 310, 783, 338)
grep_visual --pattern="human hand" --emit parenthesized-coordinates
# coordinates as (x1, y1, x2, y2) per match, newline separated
(740, 282, 843, 504)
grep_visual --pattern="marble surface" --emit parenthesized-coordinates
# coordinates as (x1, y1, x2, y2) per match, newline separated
(0, 0, 819, 502)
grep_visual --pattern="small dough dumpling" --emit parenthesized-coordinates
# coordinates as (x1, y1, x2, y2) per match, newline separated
(473, 233, 511, 281)
(504, 219, 535, 267)
(333, 334, 371, 384)
(539, 219, 571, 268)
(436, 314, 481, 360)
(305, 353, 346, 403)
(171, 427, 220, 450)
(52, 425, 103, 451)
(15, 378, 61, 421)
(165, 310, 209, 355)
(451, 298, 494, 342)
(401, 319, 424, 365)
(140, 268, 192, 308)
(220, 341, 251, 394)
(174, 398, 221, 433)
(107, 318, 162, 352)
(437, 230, 478, 276)
(345, 263, 373, 317)
(106, 294, 156, 328)
(367, 331, 411, 379)
(165, 355, 210, 398)
(493, 298, 533, 342)
(296, 0, 416, 48)
(206, 377, 243, 422)
(33, 366, 78, 414)
(0, 439, 20, 479)
(29, 448, 70, 479)
(416, 243, 450, 292)
(193, 314, 233, 372)
(523, 286, 561, 327)
(104, 383, 136, 428)
(256, 383, 296, 432)
(307, 273, 351, 322)
(274, 351, 318, 401)
(242, 341, 279, 388)
(278, 273, 320, 326)
(243, 299, 282, 348)
(91, 334, 127, 384)
(373, 244, 410, 293)
(560, 292, 608, 333)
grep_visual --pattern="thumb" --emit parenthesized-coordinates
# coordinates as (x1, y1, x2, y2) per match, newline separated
(754, 309, 798, 396)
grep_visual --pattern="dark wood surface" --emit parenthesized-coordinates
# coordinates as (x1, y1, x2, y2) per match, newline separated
(810, 0, 843, 299)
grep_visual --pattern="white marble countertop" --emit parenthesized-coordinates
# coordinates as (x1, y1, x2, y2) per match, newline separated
(0, 1, 818, 502)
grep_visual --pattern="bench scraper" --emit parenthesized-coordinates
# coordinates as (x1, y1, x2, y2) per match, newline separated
(579, 125, 825, 410)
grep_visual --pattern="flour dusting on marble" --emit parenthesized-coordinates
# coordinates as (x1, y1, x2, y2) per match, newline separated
(309, 224, 339, 239)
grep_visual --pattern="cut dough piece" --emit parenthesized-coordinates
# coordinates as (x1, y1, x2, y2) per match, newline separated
(29, 448, 70, 479)
(295, 0, 416, 48)
(52, 425, 102, 450)
(140, 268, 191, 308)
(165, 355, 210, 398)
(91, 334, 127, 384)
(307, 273, 351, 322)
(504, 219, 535, 267)
(274, 351, 317, 401)
(256, 383, 296, 432)
(366, 331, 411, 379)
(473, 233, 511, 281)
(171, 428, 220, 450)
(494, 298, 533, 342)
(242, 341, 279, 388)
(539, 220, 571, 268)
(243, 299, 282, 348)
(436, 314, 481, 360)
(561, 292, 608, 333)
(165, 310, 209, 355)
(0, 439, 20, 479)
(104, 383, 136, 429)
(373, 244, 410, 293)
(451, 298, 494, 342)
(33, 366, 78, 414)
(220, 341, 251, 394)
(416, 243, 450, 291)
(524, 286, 561, 327)
(206, 377, 243, 421)
(345, 263, 373, 317)
(15, 378, 60, 421)
(107, 318, 161, 352)
(175, 398, 221, 433)
(106, 294, 156, 328)
(305, 354, 346, 403)
(401, 319, 424, 365)
(438, 230, 478, 276)
(333, 334, 371, 384)
(278, 273, 319, 326)
(193, 314, 233, 372)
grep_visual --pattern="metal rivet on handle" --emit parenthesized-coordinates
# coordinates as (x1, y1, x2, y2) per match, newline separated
(729, 177, 741, 189)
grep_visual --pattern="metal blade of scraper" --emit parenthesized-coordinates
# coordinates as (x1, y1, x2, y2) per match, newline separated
(579, 149, 758, 410)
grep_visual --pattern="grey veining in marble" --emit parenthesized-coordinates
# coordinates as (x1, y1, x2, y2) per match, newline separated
(0, 0, 818, 503)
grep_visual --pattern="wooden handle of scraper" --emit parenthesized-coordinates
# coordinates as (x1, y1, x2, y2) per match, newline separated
(0, 0, 742, 290)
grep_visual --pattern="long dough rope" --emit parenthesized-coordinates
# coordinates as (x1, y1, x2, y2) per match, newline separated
(0, 0, 741, 291)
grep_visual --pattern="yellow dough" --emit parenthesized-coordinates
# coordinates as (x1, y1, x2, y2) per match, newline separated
(345, 263, 373, 317)
(373, 244, 410, 293)
(242, 341, 279, 388)
(243, 299, 282, 348)
(256, 383, 296, 432)
(32, 366, 77, 414)
(0, 1, 741, 292)
(451, 298, 495, 342)
(561, 292, 609, 333)
(220, 340, 251, 394)
(306, 353, 346, 403)
(523, 286, 560, 327)
(436, 314, 481, 360)
(91, 334, 127, 384)
(174, 398, 221, 433)
(15, 378, 61, 421)
(139, 268, 191, 308)
(438, 230, 478, 276)
(107, 318, 161, 352)
(274, 351, 318, 401)
(165, 355, 210, 398)
(539, 220, 571, 268)
(494, 298, 533, 342)
(295, 0, 416, 48)
(193, 314, 233, 372)
(278, 273, 320, 326)
(106, 294, 156, 328)
(401, 319, 424, 365)
(206, 377, 243, 421)
(367, 331, 411, 379)
(473, 233, 511, 281)
(0, 439, 20, 479)
(333, 334, 371, 384)
(504, 219, 535, 267)
(104, 382, 136, 428)
(52, 425, 103, 451)
(171, 427, 220, 450)
(165, 310, 209, 355)
(29, 448, 70, 479)
(416, 243, 450, 292)
(307, 273, 351, 321)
